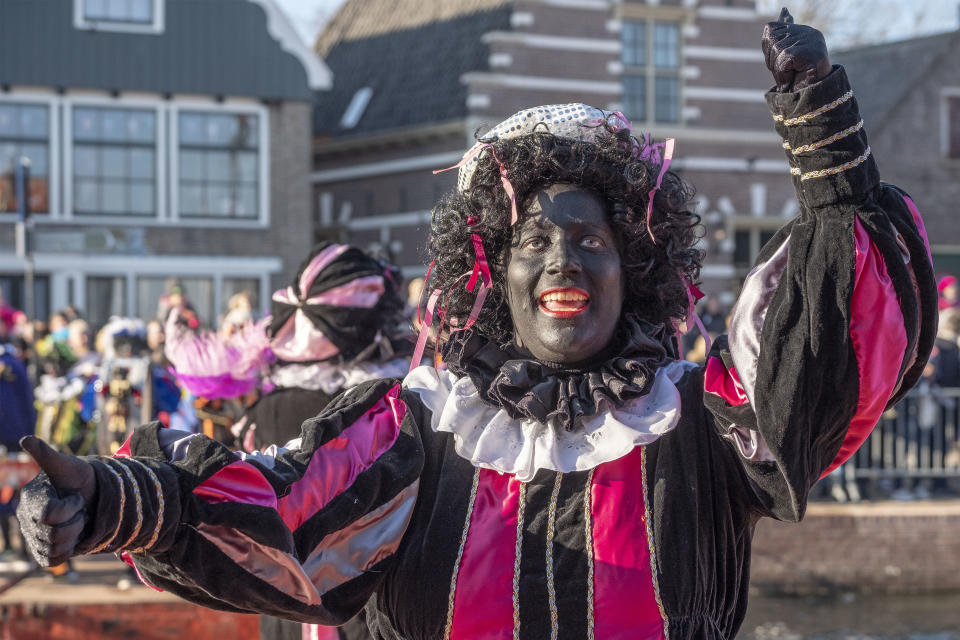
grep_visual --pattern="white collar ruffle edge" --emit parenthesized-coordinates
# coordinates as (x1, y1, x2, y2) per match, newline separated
(403, 360, 694, 481)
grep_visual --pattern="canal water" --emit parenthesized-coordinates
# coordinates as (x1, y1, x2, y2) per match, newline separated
(740, 593, 960, 639)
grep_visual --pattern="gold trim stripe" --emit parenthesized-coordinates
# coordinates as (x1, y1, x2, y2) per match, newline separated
(512, 481, 528, 640)
(584, 468, 596, 640)
(790, 146, 872, 181)
(640, 447, 669, 640)
(773, 89, 853, 126)
(128, 459, 166, 553)
(443, 467, 482, 640)
(545, 472, 563, 640)
(111, 460, 143, 551)
(784, 120, 864, 155)
(86, 460, 127, 555)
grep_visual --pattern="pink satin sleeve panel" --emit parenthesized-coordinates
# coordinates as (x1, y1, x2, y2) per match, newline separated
(703, 356, 749, 407)
(277, 386, 407, 532)
(822, 219, 908, 477)
(193, 461, 279, 509)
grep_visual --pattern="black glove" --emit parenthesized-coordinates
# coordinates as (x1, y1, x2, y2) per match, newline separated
(16, 436, 96, 566)
(761, 7, 831, 92)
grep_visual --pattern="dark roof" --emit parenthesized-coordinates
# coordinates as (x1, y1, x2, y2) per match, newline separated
(834, 30, 960, 133)
(313, 0, 512, 138)
(0, 0, 320, 101)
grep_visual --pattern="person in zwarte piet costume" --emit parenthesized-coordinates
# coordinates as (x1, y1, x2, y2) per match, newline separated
(163, 242, 409, 640)
(16, 11, 939, 639)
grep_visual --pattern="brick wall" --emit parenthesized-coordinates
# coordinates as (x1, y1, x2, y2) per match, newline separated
(751, 502, 960, 595)
(0, 601, 258, 640)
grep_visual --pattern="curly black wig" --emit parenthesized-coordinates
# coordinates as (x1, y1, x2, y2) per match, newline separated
(426, 122, 703, 348)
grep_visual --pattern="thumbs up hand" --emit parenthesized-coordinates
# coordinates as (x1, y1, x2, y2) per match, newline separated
(761, 7, 831, 92)
(16, 436, 97, 566)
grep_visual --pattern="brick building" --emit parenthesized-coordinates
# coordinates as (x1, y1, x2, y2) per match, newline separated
(312, 0, 798, 298)
(0, 0, 331, 327)
(834, 30, 960, 278)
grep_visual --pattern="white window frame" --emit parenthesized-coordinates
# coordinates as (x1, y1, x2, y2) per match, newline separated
(170, 100, 270, 228)
(63, 94, 167, 223)
(74, 0, 165, 35)
(0, 252, 279, 323)
(0, 91, 61, 222)
(620, 18, 685, 126)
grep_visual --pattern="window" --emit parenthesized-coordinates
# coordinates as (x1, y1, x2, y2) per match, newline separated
(137, 276, 213, 324)
(221, 277, 260, 316)
(620, 20, 683, 125)
(72, 107, 157, 216)
(83, 0, 153, 24)
(653, 22, 679, 69)
(178, 112, 260, 219)
(75, 0, 163, 33)
(654, 76, 680, 124)
(621, 20, 646, 66)
(0, 103, 50, 214)
(340, 87, 374, 129)
(946, 96, 960, 159)
(86, 276, 127, 328)
(622, 75, 647, 122)
(0, 274, 50, 321)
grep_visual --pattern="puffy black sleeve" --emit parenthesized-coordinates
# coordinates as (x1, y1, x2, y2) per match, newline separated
(76, 377, 424, 624)
(702, 66, 938, 522)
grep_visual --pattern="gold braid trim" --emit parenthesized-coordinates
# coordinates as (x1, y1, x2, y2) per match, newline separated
(773, 89, 853, 126)
(442, 467, 481, 640)
(584, 468, 596, 640)
(126, 459, 166, 553)
(545, 472, 563, 640)
(790, 146, 872, 181)
(110, 460, 143, 550)
(512, 481, 528, 640)
(640, 446, 669, 640)
(784, 120, 864, 155)
(86, 460, 126, 555)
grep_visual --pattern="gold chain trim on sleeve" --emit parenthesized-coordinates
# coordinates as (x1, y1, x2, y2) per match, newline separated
(545, 472, 563, 640)
(126, 459, 166, 553)
(640, 447, 669, 640)
(442, 467, 481, 640)
(512, 481, 528, 640)
(584, 468, 596, 640)
(110, 460, 143, 551)
(773, 89, 853, 126)
(784, 120, 864, 155)
(86, 459, 127, 555)
(790, 146, 872, 181)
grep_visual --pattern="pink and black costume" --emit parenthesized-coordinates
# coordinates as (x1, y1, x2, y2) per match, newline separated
(42, 68, 935, 639)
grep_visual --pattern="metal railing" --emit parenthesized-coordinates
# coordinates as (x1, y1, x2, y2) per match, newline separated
(850, 385, 960, 479)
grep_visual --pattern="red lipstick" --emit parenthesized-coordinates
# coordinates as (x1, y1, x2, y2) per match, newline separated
(538, 287, 590, 318)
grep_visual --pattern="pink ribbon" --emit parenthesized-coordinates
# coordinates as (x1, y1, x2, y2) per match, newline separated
(685, 281, 711, 356)
(434, 143, 519, 225)
(644, 138, 676, 245)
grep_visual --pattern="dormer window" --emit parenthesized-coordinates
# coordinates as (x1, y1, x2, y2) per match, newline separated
(75, 0, 164, 34)
(340, 88, 374, 130)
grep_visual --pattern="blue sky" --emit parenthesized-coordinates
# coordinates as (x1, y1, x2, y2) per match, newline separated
(273, 0, 958, 51)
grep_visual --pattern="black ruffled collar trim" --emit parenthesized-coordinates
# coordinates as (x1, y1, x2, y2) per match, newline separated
(441, 315, 674, 431)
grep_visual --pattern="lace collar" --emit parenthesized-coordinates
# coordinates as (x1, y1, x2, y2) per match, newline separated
(441, 315, 675, 432)
(404, 359, 694, 481)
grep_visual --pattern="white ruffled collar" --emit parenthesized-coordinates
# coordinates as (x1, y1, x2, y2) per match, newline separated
(403, 360, 694, 481)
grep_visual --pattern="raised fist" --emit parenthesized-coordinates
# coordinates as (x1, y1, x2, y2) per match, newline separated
(16, 436, 96, 566)
(761, 7, 831, 92)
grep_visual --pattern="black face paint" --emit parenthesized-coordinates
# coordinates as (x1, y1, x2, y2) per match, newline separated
(506, 184, 623, 365)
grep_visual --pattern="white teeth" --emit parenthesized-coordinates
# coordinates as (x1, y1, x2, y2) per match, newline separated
(540, 291, 588, 302)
